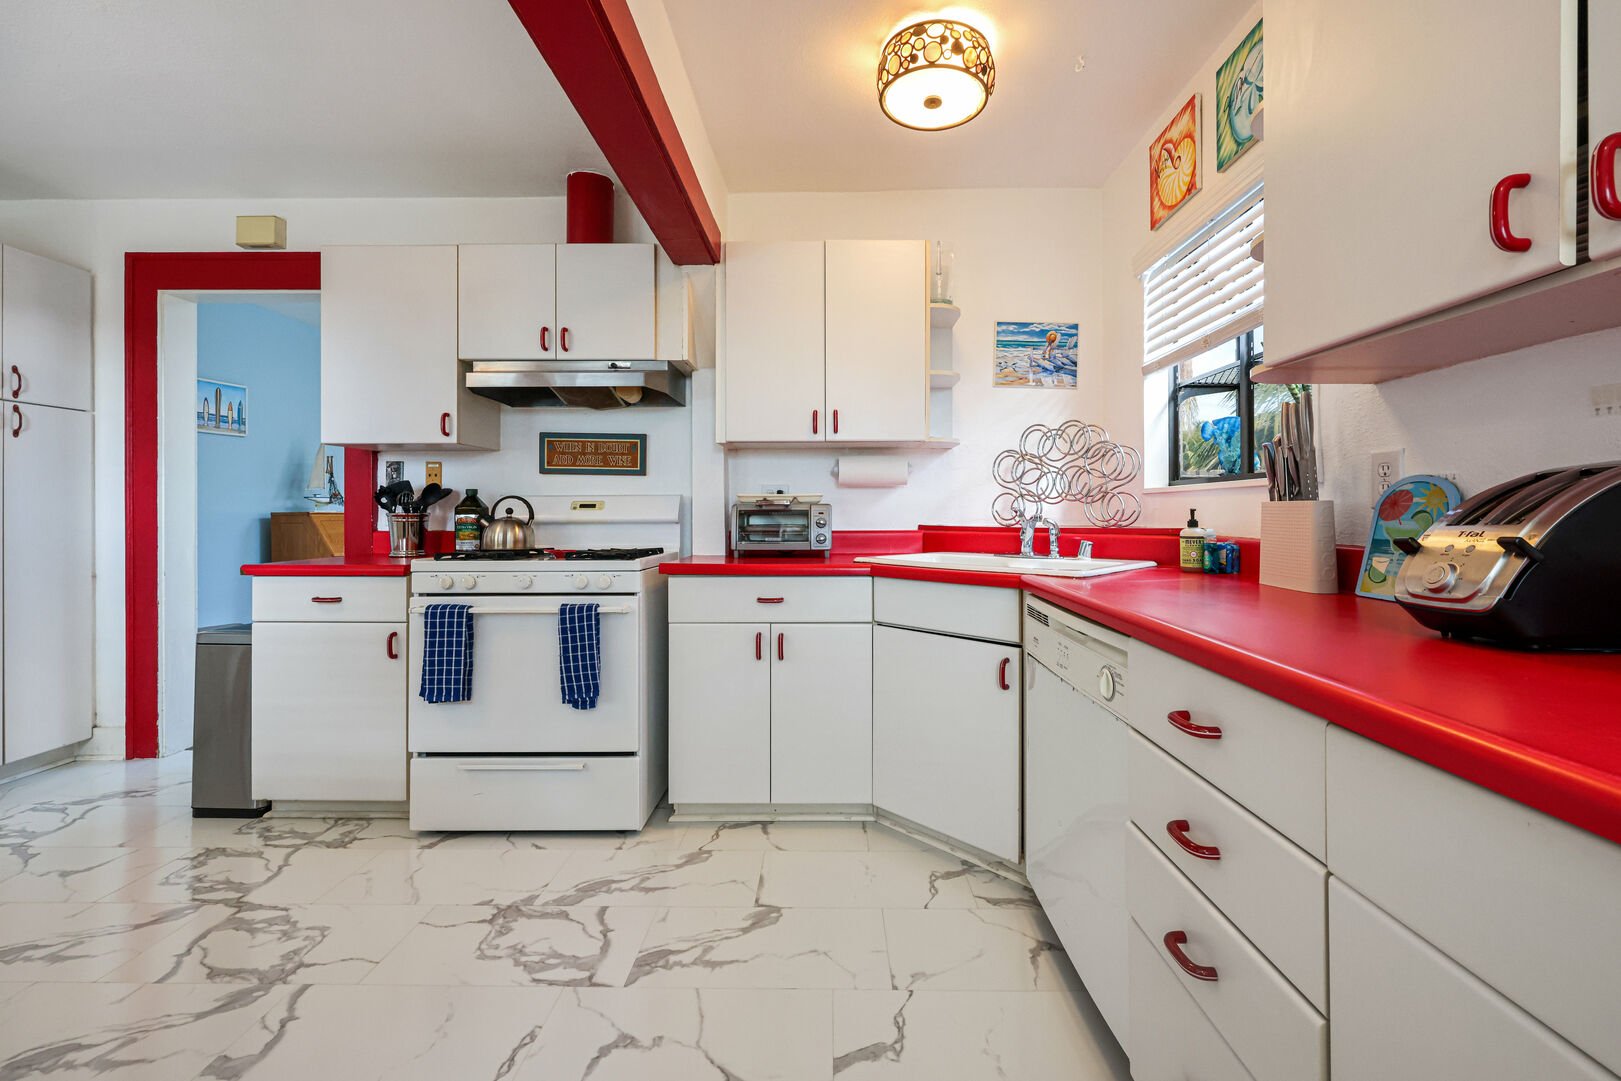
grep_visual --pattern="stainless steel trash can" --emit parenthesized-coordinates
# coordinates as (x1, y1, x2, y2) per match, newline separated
(193, 624, 267, 817)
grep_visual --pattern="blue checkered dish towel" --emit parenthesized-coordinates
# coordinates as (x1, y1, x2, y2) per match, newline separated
(419, 603, 474, 703)
(558, 602, 601, 710)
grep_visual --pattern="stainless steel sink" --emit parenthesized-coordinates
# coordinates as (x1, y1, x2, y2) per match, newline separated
(855, 551, 1157, 579)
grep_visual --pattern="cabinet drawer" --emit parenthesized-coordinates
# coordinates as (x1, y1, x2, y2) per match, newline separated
(1126, 644, 1326, 860)
(253, 577, 407, 622)
(1128, 922, 1256, 1081)
(668, 576, 871, 623)
(1128, 732, 1327, 1012)
(1126, 826, 1326, 1081)
(1328, 728, 1621, 1075)
(409, 755, 652, 832)
(873, 577, 1020, 644)
(1329, 878, 1613, 1081)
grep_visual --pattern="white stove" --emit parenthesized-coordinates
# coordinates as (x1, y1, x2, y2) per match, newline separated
(405, 496, 679, 834)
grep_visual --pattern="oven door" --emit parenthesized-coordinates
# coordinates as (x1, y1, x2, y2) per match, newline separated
(408, 594, 642, 753)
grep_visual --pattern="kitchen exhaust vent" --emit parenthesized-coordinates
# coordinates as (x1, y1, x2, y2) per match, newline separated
(464, 359, 691, 409)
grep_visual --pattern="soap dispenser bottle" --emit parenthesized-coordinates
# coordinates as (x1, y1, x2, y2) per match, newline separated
(1180, 509, 1211, 572)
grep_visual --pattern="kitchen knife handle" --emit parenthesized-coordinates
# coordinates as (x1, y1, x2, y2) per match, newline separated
(1167, 819, 1222, 861)
(1163, 931, 1219, 981)
(1489, 173, 1533, 253)
(1167, 709, 1222, 740)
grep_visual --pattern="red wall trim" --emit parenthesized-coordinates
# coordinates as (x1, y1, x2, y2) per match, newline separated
(510, 0, 722, 265)
(124, 252, 321, 759)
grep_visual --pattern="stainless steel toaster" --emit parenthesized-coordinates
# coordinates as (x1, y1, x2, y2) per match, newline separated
(730, 496, 832, 556)
(1395, 462, 1621, 649)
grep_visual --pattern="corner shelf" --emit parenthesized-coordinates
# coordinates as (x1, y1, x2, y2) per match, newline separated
(929, 303, 961, 329)
(927, 296, 960, 444)
(928, 369, 961, 389)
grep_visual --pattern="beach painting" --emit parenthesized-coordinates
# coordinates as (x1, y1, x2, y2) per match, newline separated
(197, 377, 248, 436)
(1216, 20, 1263, 171)
(993, 321, 1079, 388)
(1149, 94, 1201, 229)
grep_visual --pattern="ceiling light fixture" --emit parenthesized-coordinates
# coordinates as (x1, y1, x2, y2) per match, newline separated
(877, 18, 996, 131)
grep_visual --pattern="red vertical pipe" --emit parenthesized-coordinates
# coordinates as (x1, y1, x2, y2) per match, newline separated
(567, 171, 616, 243)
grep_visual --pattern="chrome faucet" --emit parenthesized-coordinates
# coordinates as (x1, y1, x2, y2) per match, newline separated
(1018, 511, 1062, 559)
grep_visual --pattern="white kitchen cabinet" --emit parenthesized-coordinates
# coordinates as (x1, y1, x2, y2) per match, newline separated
(1590, 2, 1621, 263)
(1, 246, 92, 412)
(771, 623, 872, 804)
(457, 244, 557, 360)
(554, 244, 657, 360)
(1329, 878, 1611, 1081)
(873, 624, 1021, 861)
(1267, 0, 1578, 365)
(320, 245, 499, 448)
(1127, 922, 1256, 1081)
(2, 402, 92, 763)
(251, 618, 407, 803)
(668, 621, 772, 805)
(723, 241, 826, 442)
(824, 240, 926, 443)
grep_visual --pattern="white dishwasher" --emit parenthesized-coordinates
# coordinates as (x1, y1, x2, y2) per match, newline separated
(1024, 596, 1131, 1047)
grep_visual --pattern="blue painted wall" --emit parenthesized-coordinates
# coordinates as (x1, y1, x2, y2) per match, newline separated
(196, 302, 332, 627)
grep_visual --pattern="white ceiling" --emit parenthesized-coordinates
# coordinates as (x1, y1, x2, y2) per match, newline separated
(0, 0, 611, 199)
(663, 0, 1254, 191)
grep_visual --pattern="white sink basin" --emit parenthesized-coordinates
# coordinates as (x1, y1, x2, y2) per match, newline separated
(855, 551, 1156, 579)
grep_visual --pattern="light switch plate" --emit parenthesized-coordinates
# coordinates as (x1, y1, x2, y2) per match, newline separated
(425, 460, 443, 486)
(1371, 449, 1405, 503)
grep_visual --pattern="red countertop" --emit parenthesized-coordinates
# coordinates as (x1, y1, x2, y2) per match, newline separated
(241, 553, 413, 577)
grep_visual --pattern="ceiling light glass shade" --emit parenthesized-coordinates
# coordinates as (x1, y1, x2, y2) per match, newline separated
(878, 20, 995, 131)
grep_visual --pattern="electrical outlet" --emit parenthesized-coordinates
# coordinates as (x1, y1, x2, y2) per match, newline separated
(1371, 449, 1405, 503)
(1591, 383, 1621, 416)
(384, 460, 405, 485)
(425, 460, 443, 486)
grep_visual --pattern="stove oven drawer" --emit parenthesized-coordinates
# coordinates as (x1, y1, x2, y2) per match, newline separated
(409, 755, 653, 832)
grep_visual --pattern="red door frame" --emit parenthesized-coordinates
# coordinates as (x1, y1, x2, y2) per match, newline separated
(123, 252, 374, 759)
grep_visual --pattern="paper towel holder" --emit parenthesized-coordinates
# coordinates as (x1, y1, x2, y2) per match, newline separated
(832, 457, 912, 488)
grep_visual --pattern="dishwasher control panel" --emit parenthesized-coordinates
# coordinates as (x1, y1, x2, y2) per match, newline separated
(1023, 598, 1129, 708)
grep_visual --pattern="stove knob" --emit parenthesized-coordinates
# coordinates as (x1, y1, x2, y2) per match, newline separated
(437, 575, 454, 590)
(597, 575, 613, 590)
(459, 575, 478, 591)
(1422, 562, 1459, 593)
(514, 574, 533, 590)
(573, 574, 590, 590)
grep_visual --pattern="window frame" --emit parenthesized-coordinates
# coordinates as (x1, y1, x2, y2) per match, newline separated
(1166, 329, 1265, 485)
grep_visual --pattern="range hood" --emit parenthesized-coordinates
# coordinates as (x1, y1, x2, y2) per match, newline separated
(465, 359, 691, 409)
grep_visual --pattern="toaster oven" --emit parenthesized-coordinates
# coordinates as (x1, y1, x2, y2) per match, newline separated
(731, 496, 832, 556)
(1395, 462, 1621, 649)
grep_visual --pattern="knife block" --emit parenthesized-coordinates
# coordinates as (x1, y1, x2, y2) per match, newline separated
(1260, 500, 1339, 593)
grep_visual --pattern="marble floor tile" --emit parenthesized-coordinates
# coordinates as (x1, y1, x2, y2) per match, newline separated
(314, 848, 572, 905)
(687, 820, 873, 852)
(757, 850, 1017, 910)
(0, 847, 187, 903)
(104, 903, 431, 985)
(0, 983, 28, 1008)
(102, 846, 382, 906)
(199, 984, 561, 1081)
(511, 987, 833, 1081)
(627, 906, 891, 990)
(832, 990, 1129, 1080)
(0, 799, 189, 848)
(0, 901, 212, 982)
(538, 849, 764, 908)
(0, 982, 289, 1081)
(882, 908, 1074, 992)
(363, 904, 656, 987)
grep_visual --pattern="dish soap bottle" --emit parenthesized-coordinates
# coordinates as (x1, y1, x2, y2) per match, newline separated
(1180, 509, 1211, 573)
(453, 489, 488, 552)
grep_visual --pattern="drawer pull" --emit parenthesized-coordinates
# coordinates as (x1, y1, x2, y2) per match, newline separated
(998, 657, 1011, 690)
(1167, 709, 1222, 740)
(457, 762, 586, 772)
(1595, 132, 1621, 220)
(1166, 819, 1222, 861)
(756, 597, 786, 604)
(777, 632, 785, 661)
(386, 631, 399, 659)
(311, 596, 344, 604)
(755, 631, 763, 661)
(1163, 930, 1219, 981)
(1489, 172, 1533, 253)
(440, 412, 452, 437)
(540, 326, 551, 352)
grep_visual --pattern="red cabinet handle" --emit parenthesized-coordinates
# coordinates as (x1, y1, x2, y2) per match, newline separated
(756, 597, 785, 604)
(8, 405, 18, 438)
(1166, 819, 1222, 861)
(1594, 133, 1621, 221)
(560, 327, 571, 352)
(440, 412, 452, 437)
(755, 631, 763, 661)
(386, 631, 399, 659)
(998, 657, 1011, 690)
(812, 409, 819, 435)
(1163, 931, 1218, 981)
(311, 596, 344, 604)
(9, 365, 18, 399)
(777, 632, 785, 661)
(1167, 709, 1222, 740)
(540, 326, 551, 352)
(1489, 173, 1533, 252)
(832, 408, 840, 434)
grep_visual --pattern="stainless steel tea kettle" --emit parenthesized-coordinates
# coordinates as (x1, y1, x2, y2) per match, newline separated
(480, 495, 537, 550)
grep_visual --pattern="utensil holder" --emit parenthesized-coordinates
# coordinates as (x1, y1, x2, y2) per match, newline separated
(388, 512, 425, 558)
(1260, 500, 1338, 593)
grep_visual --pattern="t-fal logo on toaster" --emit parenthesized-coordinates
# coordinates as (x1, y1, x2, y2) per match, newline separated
(1457, 529, 1489, 538)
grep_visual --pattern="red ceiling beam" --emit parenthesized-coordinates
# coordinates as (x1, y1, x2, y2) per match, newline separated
(511, 0, 721, 265)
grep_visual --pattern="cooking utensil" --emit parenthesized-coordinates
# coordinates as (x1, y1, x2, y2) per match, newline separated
(412, 483, 447, 515)
(375, 479, 414, 513)
(480, 495, 537, 550)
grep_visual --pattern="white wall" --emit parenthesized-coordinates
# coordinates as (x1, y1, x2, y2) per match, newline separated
(158, 296, 198, 757)
(724, 188, 1103, 530)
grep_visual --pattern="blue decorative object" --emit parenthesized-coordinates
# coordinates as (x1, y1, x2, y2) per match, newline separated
(1199, 415, 1244, 475)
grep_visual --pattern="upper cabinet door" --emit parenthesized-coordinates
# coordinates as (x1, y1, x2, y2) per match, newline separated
(724, 241, 827, 442)
(554, 243, 655, 359)
(1267, 0, 1578, 364)
(825, 240, 926, 443)
(1, 246, 91, 412)
(1590, 3, 1621, 263)
(457, 245, 557, 360)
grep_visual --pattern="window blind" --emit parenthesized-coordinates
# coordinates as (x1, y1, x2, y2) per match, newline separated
(1142, 186, 1263, 374)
